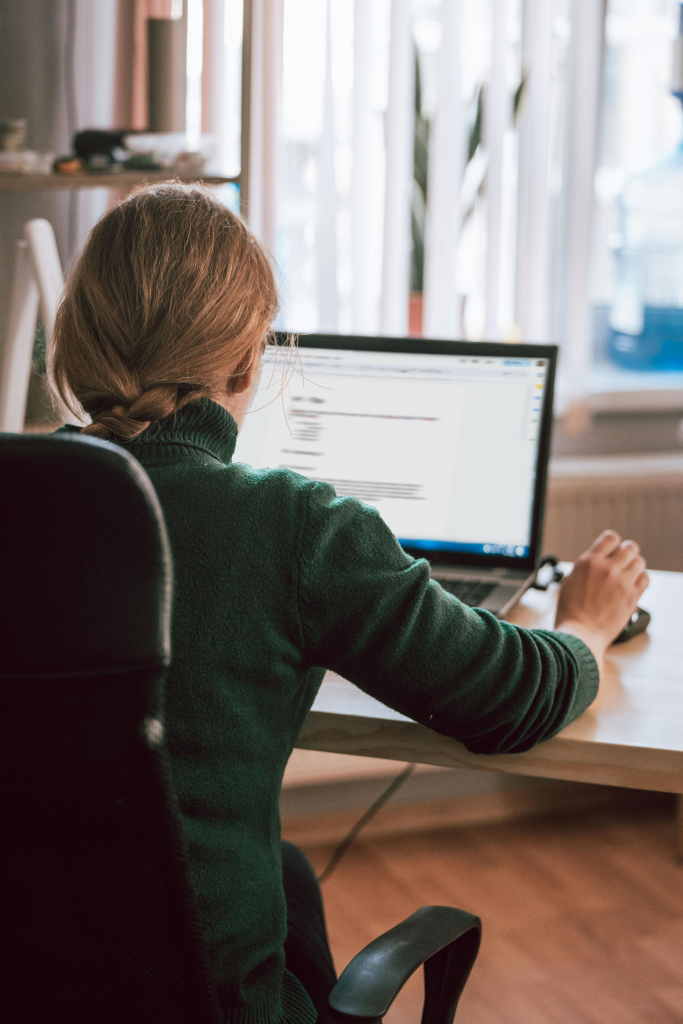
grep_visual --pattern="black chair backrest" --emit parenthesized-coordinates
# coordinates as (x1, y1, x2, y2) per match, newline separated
(0, 434, 220, 1024)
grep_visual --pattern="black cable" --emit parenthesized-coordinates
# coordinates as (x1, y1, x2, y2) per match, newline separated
(317, 763, 416, 884)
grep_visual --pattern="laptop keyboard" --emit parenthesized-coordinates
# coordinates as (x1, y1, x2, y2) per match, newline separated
(436, 579, 497, 607)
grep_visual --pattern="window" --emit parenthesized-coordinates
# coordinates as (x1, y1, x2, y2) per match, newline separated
(218, 0, 683, 403)
(274, 0, 521, 340)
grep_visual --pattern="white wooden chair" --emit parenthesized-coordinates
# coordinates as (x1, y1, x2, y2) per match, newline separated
(0, 219, 64, 432)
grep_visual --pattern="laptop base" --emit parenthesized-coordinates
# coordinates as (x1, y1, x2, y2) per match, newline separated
(431, 565, 534, 618)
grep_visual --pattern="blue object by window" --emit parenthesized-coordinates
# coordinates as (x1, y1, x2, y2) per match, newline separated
(607, 3, 683, 372)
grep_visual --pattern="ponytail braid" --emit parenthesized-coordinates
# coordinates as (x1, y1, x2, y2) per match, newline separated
(82, 383, 207, 442)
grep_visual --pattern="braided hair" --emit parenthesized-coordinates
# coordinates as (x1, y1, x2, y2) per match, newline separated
(50, 183, 279, 442)
(84, 384, 194, 441)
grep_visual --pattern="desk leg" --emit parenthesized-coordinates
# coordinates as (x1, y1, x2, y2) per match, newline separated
(677, 796, 683, 862)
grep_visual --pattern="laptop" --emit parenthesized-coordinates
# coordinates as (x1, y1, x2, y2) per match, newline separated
(234, 333, 557, 618)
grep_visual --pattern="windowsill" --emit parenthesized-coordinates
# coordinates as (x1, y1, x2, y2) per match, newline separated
(585, 363, 683, 413)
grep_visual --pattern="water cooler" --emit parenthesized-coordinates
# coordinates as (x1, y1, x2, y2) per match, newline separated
(608, 3, 683, 371)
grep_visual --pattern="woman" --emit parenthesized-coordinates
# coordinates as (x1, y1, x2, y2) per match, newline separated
(50, 184, 648, 1024)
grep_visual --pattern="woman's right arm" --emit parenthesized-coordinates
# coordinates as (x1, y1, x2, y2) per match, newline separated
(296, 483, 647, 756)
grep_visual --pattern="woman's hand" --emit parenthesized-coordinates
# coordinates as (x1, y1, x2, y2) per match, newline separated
(554, 530, 649, 670)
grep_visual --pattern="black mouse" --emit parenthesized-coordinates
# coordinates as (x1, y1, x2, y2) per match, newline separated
(612, 607, 650, 644)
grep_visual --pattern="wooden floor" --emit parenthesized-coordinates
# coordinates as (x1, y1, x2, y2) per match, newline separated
(305, 799, 683, 1023)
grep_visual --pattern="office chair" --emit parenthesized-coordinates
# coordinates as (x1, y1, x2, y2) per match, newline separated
(0, 433, 481, 1024)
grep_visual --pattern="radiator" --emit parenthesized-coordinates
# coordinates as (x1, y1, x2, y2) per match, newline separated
(543, 453, 683, 572)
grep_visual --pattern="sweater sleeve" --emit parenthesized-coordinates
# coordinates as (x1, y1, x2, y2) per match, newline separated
(296, 481, 599, 755)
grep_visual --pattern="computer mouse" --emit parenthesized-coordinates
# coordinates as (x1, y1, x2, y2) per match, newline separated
(612, 606, 651, 645)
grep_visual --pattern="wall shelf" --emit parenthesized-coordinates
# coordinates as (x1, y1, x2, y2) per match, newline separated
(0, 171, 238, 192)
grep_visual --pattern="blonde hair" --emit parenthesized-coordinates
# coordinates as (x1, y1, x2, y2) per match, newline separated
(50, 182, 278, 441)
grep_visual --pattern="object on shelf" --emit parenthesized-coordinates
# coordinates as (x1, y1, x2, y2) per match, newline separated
(0, 118, 27, 151)
(174, 151, 206, 176)
(0, 150, 53, 174)
(125, 152, 163, 170)
(53, 156, 84, 174)
(74, 129, 130, 168)
(73, 128, 162, 171)
(123, 131, 214, 171)
(608, 4, 683, 371)
(87, 154, 123, 173)
(67, 129, 214, 176)
(72, 128, 166, 172)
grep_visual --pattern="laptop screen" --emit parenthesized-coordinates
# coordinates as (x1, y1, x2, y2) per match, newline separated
(234, 335, 556, 569)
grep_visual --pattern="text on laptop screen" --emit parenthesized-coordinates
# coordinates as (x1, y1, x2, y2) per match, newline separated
(234, 346, 549, 557)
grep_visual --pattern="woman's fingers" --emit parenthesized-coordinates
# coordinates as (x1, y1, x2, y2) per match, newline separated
(587, 529, 622, 557)
(611, 539, 641, 569)
(616, 554, 647, 597)
(635, 569, 650, 594)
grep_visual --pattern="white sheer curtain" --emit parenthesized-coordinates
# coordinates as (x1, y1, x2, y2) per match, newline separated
(556, 0, 606, 422)
(422, 0, 465, 340)
(241, 0, 283, 253)
(380, 0, 415, 335)
(351, 0, 378, 333)
(206, 0, 610, 412)
(482, 0, 512, 340)
(515, 0, 553, 345)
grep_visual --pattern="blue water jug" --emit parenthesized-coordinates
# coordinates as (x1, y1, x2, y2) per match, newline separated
(608, 4, 683, 371)
(608, 145, 683, 370)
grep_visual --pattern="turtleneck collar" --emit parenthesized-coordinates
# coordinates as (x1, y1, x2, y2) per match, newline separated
(116, 398, 239, 466)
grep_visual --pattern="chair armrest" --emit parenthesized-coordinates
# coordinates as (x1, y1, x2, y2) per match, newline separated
(328, 905, 481, 1024)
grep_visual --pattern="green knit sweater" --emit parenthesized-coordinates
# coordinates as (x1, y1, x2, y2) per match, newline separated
(61, 399, 598, 1023)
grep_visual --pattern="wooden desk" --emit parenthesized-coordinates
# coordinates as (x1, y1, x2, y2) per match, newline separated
(296, 568, 683, 801)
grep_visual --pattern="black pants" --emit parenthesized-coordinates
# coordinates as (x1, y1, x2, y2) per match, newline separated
(281, 841, 337, 1024)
